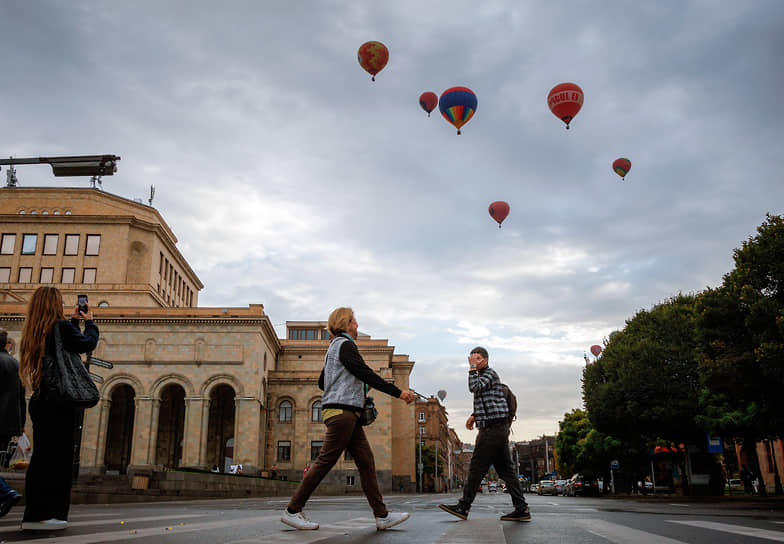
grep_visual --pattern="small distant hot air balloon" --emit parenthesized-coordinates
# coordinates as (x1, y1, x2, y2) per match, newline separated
(590, 345, 602, 357)
(357, 41, 389, 81)
(613, 158, 632, 180)
(419, 92, 438, 117)
(488, 201, 510, 228)
(547, 83, 583, 129)
(439, 86, 477, 135)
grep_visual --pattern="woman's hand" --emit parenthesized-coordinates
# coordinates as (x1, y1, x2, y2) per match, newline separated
(72, 305, 94, 320)
(399, 390, 416, 403)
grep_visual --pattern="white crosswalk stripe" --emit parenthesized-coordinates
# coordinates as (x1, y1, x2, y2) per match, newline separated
(435, 519, 506, 544)
(668, 519, 784, 542)
(0, 513, 204, 534)
(576, 518, 688, 543)
(6, 514, 280, 543)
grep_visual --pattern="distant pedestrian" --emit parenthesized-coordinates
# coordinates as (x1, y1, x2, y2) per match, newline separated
(270, 463, 277, 480)
(0, 328, 25, 518)
(303, 463, 310, 477)
(439, 347, 531, 522)
(740, 464, 755, 495)
(280, 307, 416, 531)
(18, 287, 99, 531)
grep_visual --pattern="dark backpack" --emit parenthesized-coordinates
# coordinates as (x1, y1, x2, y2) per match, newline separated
(500, 383, 516, 424)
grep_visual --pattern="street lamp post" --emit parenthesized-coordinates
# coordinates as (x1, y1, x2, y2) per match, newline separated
(1, 154, 120, 187)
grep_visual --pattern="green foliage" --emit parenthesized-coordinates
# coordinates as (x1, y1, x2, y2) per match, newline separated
(583, 293, 702, 447)
(556, 409, 624, 477)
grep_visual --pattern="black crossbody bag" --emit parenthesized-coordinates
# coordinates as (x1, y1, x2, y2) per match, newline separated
(40, 322, 100, 408)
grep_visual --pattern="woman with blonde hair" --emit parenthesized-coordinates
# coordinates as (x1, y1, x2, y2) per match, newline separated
(281, 307, 416, 531)
(18, 287, 98, 531)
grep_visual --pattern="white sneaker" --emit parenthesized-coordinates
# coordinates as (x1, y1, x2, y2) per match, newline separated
(280, 509, 319, 530)
(21, 519, 69, 531)
(375, 511, 410, 530)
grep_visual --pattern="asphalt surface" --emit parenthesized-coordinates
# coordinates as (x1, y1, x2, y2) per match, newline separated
(1, 491, 783, 543)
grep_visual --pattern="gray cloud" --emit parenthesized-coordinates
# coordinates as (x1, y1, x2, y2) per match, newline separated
(2, 0, 783, 442)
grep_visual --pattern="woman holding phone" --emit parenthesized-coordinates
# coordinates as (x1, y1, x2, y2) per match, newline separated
(18, 287, 98, 531)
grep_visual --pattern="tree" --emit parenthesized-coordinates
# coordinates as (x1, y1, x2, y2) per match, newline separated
(583, 294, 703, 446)
(557, 409, 623, 488)
(697, 214, 784, 495)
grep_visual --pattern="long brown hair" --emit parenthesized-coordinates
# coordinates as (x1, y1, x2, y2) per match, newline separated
(20, 286, 65, 390)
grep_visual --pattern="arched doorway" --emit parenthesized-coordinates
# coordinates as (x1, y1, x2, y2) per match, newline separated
(103, 384, 135, 474)
(155, 384, 186, 468)
(206, 384, 236, 472)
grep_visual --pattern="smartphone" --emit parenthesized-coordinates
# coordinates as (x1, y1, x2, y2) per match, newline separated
(77, 294, 88, 315)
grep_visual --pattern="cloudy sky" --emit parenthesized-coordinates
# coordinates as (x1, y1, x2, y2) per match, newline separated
(3, 1, 783, 444)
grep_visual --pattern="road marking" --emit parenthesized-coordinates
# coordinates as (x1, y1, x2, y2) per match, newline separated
(0, 513, 204, 534)
(10, 514, 280, 543)
(435, 519, 506, 544)
(668, 520, 784, 542)
(668, 503, 690, 507)
(577, 519, 688, 543)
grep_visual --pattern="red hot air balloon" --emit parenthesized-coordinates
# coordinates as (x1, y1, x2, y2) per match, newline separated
(419, 92, 438, 117)
(613, 158, 632, 180)
(488, 201, 510, 228)
(547, 83, 584, 129)
(357, 41, 389, 81)
(590, 344, 602, 357)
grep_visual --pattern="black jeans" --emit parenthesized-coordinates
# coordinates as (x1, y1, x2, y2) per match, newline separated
(23, 398, 76, 522)
(459, 422, 527, 511)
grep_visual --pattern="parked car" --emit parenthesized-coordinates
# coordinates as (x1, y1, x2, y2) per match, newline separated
(554, 479, 568, 495)
(528, 482, 539, 493)
(537, 480, 557, 495)
(565, 474, 600, 496)
(488, 481, 498, 493)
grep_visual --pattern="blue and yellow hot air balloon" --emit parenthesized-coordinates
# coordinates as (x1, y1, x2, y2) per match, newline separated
(439, 86, 477, 135)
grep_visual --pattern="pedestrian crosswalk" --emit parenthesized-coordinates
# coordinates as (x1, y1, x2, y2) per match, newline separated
(0, 507, 782, 543)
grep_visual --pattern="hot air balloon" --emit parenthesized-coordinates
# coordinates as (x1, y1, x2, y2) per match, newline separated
(419, 92, 438, 117)
(439, 86, 477, 135)
(613, 158, 631, 180)
(547, 83, 583, 129)
(590, 344, 602, 357)
(357, 41, 389, 81)
(488, 201, 510, 228)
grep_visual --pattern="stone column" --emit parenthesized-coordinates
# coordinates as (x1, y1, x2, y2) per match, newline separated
(93, 398, 113, 470)
(199, 399, 212, 469)
(233, 397, 261, 474)
(79, 398, 110, 474)
(181, 396, 206, 468)
(130, 395, 157, 467)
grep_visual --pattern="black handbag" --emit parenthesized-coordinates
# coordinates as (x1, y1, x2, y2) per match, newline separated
(358, 396, 377, 426)
(41, 322, 100, 408)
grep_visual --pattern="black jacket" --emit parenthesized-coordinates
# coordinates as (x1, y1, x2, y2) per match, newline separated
(0, 348, 26, 437)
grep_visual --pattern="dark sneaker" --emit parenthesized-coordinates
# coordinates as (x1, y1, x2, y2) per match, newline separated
(500, 506, 531, 521)
(0, 493, 21, 518)
(438, 503, 468, 520)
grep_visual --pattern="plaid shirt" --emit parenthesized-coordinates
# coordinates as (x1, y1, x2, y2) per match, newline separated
(469, 366, 509, 424)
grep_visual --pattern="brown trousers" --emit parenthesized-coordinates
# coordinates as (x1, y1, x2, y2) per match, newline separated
(288, 411, 387, 517)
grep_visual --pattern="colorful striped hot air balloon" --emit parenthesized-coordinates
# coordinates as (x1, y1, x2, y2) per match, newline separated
(613, 158, 632, 180)
(357, 41, 389, 81)
(439, 86, 477, 135)
(547, 82, 583, 129)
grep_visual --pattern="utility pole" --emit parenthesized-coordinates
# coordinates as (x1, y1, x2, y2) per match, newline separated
(435, 435, 439, 493)
(418, 426, 423, 493)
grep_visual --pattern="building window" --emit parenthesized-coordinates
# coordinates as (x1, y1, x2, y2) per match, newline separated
(418, 412, 426, 422)
(321, 329, 330, 339)
(311, 400, 322, 422)
(419, 425, 425, 437)
(346, 475, 355, 486)
(18, 267, 32, 283)
(83, 268, 97, 284)
(288, 328, 320, 340)
(97, 301, 109, 307)
(85, 234, 100, 256)
(39, 268, 54, 283)
(21, 234, 37, 255)
(64, 234, 79, 255)
(43, 234, 58, 255)
(0, 268, 9, 283)
(277, 441, 291, 461)
(61, 268, 75, 283)
(311, 441, 323, 460)
(0, 234, 15, 255)
(279, 400, 292, 423)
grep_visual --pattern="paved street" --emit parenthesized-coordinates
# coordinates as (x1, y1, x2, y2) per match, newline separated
(1, 492, 784, 543)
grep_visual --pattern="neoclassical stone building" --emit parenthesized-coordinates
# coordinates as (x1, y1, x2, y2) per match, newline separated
(0, 186, 416, 491)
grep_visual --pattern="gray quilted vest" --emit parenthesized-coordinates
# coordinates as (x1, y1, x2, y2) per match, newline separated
(321, 336, 365, 409)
